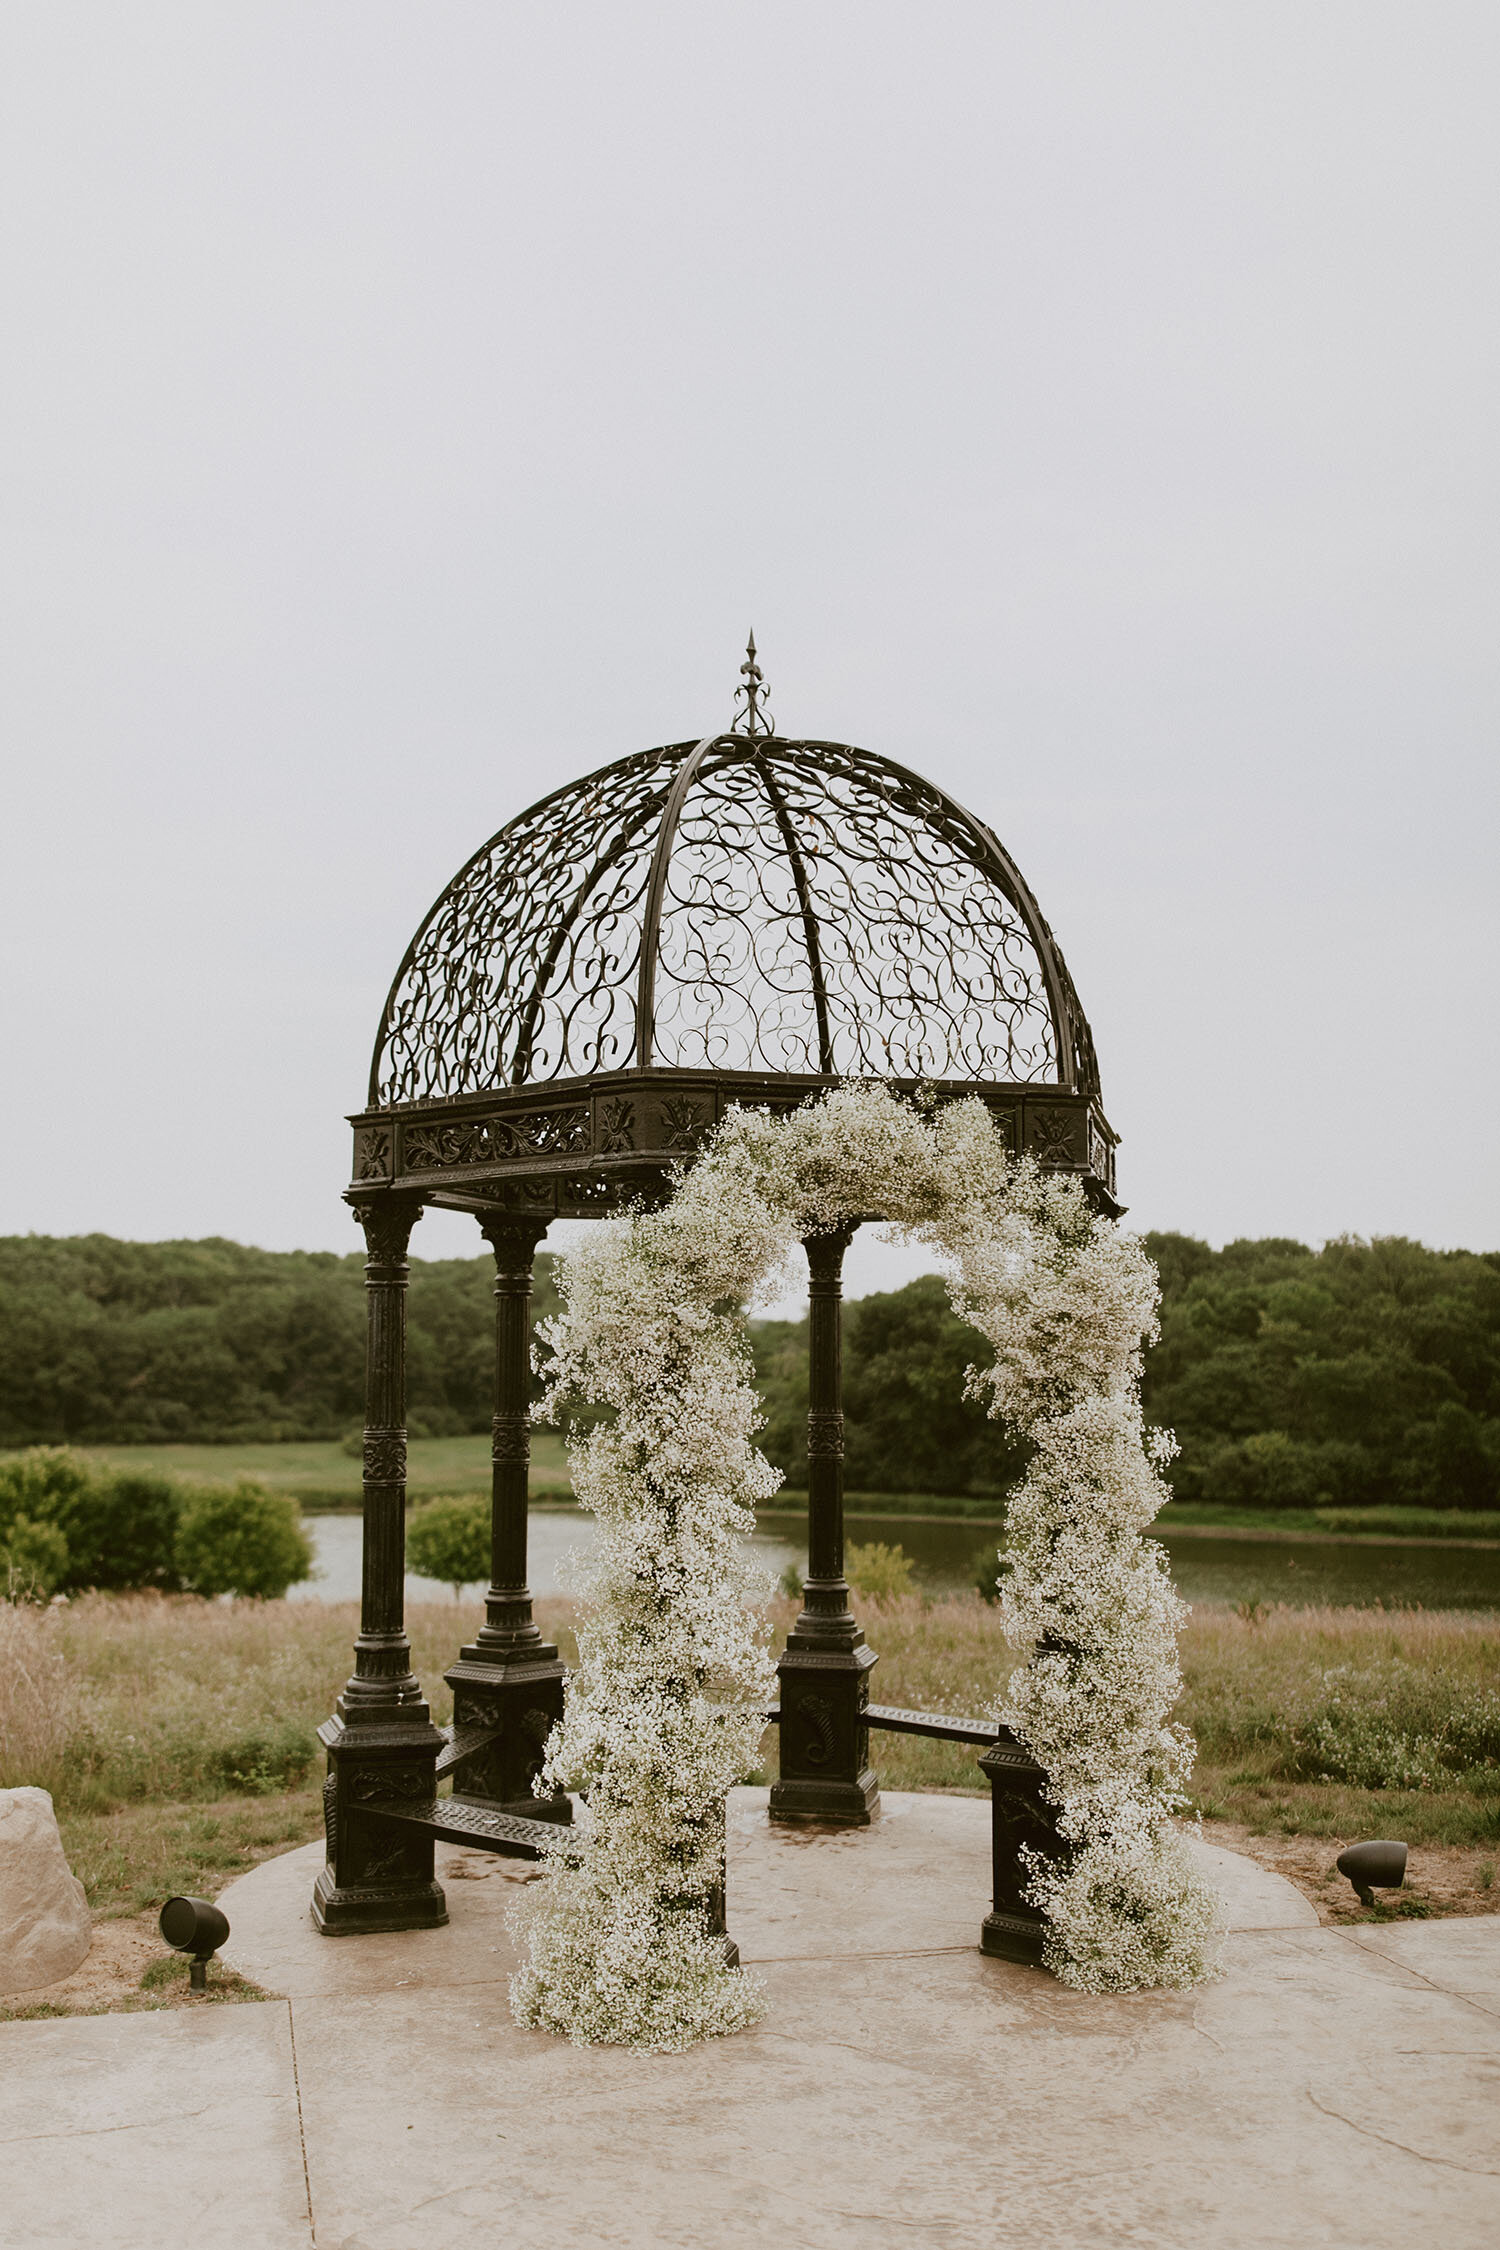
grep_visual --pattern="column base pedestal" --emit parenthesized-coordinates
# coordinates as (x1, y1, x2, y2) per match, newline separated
(313, 1713, 447, 1936)
(980, 1910, 1048, 1966)
(311, 1861, 448, 1937)
(443, 1647, 570, 1823)
(768, 1769, 881, 1827)
(771, 1640, 880, 1827)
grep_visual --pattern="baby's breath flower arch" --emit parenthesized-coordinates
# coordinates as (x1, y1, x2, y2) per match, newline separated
(509, 1084, 1220, 2050)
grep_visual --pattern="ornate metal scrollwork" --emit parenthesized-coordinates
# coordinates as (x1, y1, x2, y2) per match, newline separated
(362, 1428, 407, 1483)
(806, 1411, 845, 1459)
(801, 1693, 835, 1768)
(403, 1107, 589, 1173)
(1028, 1107, 1080, 1165)
(370, 734, 1102, 1106)
(490, 1414, 531, 1464)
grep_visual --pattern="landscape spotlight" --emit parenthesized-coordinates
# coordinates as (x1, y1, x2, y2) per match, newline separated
(1335, 1840, 1408, 1909)
(158, 1895, 230, 1992)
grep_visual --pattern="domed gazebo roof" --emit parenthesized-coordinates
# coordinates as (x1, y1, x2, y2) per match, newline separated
(350, 644, 1117, 1216)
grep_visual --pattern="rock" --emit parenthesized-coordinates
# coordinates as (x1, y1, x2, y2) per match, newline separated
(0, 1787, 93, 1994)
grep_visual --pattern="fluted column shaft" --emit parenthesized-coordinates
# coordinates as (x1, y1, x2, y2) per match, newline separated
(475, 1217, 549, 1652)
(340, 1194, 429, 1723)
(797, 1224, 858, 1643)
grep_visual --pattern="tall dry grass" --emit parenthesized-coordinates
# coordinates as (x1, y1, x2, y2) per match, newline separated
(3, 1590, 1495, 1845)
(0, 1594, 581, 1814)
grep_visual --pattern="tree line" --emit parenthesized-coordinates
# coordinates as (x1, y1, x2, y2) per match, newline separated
(2, 1229, 1496, 1510)
(751, 1232, 1500, 1511)
(0, 1232, 560, 1445)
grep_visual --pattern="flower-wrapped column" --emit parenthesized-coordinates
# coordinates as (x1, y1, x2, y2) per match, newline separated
(314, 1193, 446, 1935)
(769, 1225, 879, 1827)
(445, 1214, 569, 1819)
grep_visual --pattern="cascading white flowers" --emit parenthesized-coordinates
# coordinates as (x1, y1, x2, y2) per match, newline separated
(508, 1083, 1220, 2049)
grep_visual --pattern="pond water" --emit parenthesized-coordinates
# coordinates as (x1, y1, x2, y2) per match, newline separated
(295, 1508, 1500, 1612)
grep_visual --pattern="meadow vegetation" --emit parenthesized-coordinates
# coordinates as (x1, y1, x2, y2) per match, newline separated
(4, 1589, 1494, 1921)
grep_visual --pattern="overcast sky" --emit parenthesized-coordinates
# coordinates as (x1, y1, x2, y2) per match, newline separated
(3, 5, 1497, 1298)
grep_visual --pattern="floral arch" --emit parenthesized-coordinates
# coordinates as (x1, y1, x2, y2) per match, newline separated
(510, 1083, 1221, 2051)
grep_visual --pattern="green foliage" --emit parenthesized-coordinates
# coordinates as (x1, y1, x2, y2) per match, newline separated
(845, 1540, 916, 1602)
(0, 1233, 559, 1446)
(970, 1544, 1005, 1605)
(756, 1238, 1500, 1512)
(1143, 1232, 1500, 1511)
(405, 1493, 490, 1596)
(0, 1447, 181, 1592)
(174, 1481, 313, 1600)
(0, 1449, 311, 1601)
(1286, 1670, 1500, 1792)
(753, 1275, 1030, 1498)
(2, 1515, 71, 1600)
(209, 1719, 318, 1795)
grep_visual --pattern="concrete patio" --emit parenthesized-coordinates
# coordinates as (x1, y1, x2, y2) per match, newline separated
(2, 1789, 1496, 2249)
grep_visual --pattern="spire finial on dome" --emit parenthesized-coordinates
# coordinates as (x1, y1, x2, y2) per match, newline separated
(732, 630, 775, 737)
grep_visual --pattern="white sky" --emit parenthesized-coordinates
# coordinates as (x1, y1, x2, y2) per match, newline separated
(3, 5, 1497, 1296)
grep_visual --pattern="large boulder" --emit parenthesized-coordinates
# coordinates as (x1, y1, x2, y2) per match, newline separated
(0, 1787, 93, 1994)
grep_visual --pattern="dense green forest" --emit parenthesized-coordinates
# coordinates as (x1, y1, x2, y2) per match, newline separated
(749, 1234, 1500, 1511)
(0, 1234, 559, 1445)
(2, 1230, 1497, 1509)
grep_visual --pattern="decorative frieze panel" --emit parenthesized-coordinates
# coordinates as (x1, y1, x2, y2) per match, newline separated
(351, 1073, 1120, 1217)
(1026, 1106, 1081, 1165)
(402, 1106, 590, 1174)
(362, 1427, 407, 1484)
(354, 1126, 392, 1181)
(597, 1095, 636, 1153)
(657, 1095, 710, 1152)
(985, 1105, 1019, 1153)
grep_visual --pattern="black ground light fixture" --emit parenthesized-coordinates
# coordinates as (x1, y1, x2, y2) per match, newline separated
(1335, 1840, 1408, 1909)
(159, 1895, 230, 1991)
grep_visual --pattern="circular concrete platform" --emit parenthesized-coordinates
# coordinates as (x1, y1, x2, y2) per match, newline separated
(201, 1789, 1500, 2248)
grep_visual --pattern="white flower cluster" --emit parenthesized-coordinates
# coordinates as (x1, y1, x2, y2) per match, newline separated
(509, 1084, 1219, 2046)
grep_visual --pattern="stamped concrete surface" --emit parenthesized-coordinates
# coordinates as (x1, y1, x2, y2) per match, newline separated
(2, 1790, 1496, 2250)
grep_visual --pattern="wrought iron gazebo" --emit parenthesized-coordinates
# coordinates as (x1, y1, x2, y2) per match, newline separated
(315, 642, 1118, 1960)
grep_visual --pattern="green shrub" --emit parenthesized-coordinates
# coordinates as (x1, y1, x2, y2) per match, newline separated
(175, 1481, 313, 1600)
(970, 1544, 1006, 1605)
(845, 1540, 916, 1603)
(1288, 1664, 1500, 1790)
(0, 1447, 181, 1592)
(406, 1494, 489, 1598)
(2, 1515, 71, 1600)
(209, 1720, 317, 1795)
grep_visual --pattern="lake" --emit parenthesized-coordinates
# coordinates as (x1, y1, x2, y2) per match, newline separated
(295, 1507, 1500, 1612)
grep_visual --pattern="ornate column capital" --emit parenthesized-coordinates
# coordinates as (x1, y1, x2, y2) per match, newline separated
(803, 1223, 857, 1286)
(349, 1192, 424, 1270)
(477, 1213, 550, 1284)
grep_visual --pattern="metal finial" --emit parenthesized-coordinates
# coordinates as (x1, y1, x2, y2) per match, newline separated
(732, 631, 775, 737)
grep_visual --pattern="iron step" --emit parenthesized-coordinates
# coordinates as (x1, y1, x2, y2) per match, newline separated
(360, 1795, 571, 1858)
(433, 1722, 504, 1778)
(865, 1703, 1000, 1746)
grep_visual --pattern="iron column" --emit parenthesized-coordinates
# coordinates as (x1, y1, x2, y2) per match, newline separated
(769, 1225, 879, 1826)
(313, 1193, 446, 1934)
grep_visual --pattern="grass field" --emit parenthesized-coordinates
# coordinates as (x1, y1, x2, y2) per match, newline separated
(41, 1439, 1500, 1544)
(3, 1590, 1495, 1956)
(67, 1432, 574, 1506)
